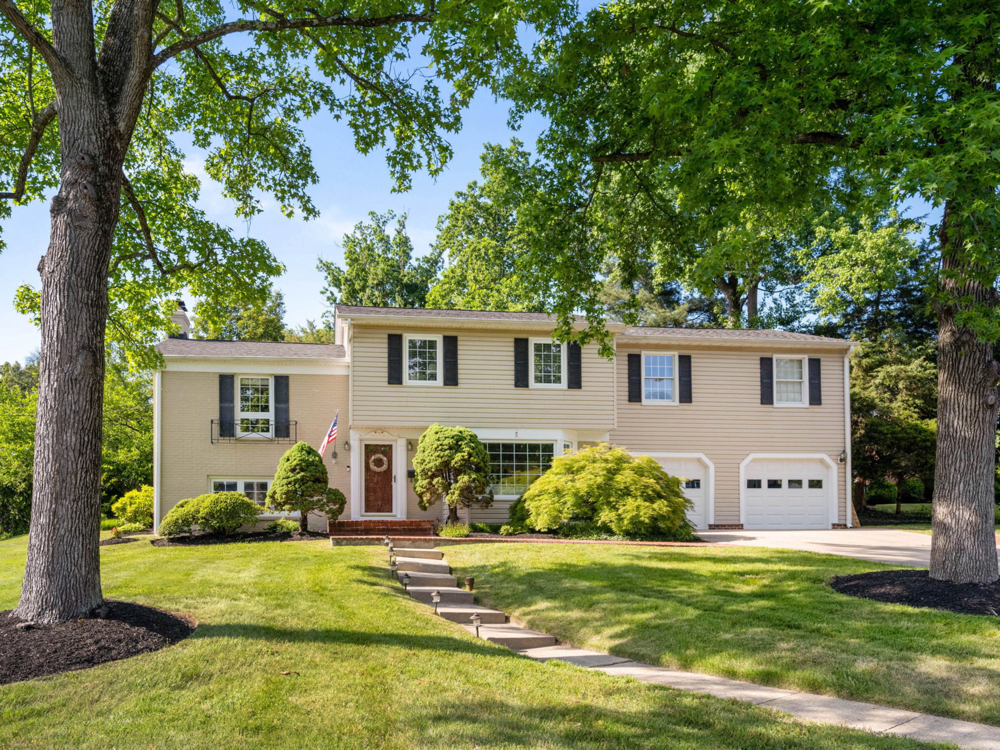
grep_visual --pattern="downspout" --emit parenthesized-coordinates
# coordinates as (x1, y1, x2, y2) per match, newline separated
(844, 349, 853, 527)
(153, 368, 163, 532)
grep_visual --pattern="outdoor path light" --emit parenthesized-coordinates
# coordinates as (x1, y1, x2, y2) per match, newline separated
(431, 590, 441, 614)
(402, 572, 411, 590)
(389, 560, 397, 578)
(470, 612, 482, 638)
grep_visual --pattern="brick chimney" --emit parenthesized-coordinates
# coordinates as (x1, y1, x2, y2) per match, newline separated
(170, 300, 191, 339)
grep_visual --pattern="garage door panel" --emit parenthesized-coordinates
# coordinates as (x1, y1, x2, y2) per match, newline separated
(652, 457, 708, 530)
(744, 457, 830, 530)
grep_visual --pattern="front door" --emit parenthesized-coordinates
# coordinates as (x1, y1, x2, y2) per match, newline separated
(363, 443, 394, 514)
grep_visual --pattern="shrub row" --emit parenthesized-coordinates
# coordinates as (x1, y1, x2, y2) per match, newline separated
(158, 492, 261, 537)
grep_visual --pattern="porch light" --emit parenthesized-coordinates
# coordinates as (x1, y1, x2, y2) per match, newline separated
(839, 450, 847, 464)
(402, 572, 411, 590)
(407, 441, 414, 451)
(344, 441, 351, 451)
(470, 612, 482, 638)
(389, 560, 397, 578)
(431, 590, 441, 614)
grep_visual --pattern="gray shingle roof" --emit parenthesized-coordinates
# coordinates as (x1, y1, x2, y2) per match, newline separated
(157, 338, 346, 359)
(335, 304, 570, 323)
(622, 326, 850, 344)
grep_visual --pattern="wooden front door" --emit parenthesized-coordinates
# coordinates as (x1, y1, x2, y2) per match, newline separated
(363, 443, 394, 514)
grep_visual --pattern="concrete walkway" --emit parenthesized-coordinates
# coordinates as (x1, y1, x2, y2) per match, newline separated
(521, 645, 1000, 749)
(698, 528, 937, 566)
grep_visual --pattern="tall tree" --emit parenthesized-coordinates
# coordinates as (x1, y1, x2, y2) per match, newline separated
(505, 0, 1000, 583)
(192, 289, 286, 341)
(319, 211, 440, 310)
(427, 141, 545, 312)
(284, 320, 335, 344)
(0, 0, 568, 621)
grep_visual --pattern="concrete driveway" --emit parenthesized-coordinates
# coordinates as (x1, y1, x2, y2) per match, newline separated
(698, 528, 935, 566)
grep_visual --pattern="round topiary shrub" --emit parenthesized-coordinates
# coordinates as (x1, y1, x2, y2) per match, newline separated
(867, 479, 898, 505)
(197, 492, 261, 535)
(520, 443, 693, 540)
(900, 477, 925, 503)
(158, 496, 203, 537)
(111, 485, 154, 528)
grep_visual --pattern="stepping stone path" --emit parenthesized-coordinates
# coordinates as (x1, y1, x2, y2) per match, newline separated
(384, 538, 1000, 749)
(389, 540, 556, 650)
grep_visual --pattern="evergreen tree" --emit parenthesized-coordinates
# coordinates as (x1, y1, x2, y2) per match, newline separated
(266, 442, 346, 532)
(412, 424, 493, 524)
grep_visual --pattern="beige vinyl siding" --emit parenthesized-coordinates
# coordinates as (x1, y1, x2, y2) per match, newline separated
(611, 344, 849, 526)
(159, 369, 350, 529)
(350, 325, 615, 430)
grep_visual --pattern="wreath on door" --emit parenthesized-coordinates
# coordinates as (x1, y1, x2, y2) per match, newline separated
(368, 453, 389, 473)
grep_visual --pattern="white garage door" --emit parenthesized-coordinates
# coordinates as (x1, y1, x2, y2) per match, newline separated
(744, 457, 831, 530)
(652, 457, 708, 530)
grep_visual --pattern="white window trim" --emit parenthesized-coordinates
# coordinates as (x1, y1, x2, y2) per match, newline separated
(773, 355, 809, 408)
(403, 333, 443, 386)
(529, 337, 567, 389)
(236, 375, 274, 437)
(483, 439, 557, 499)
(208, 477, 300, 519)
(640, 350, 680, 406)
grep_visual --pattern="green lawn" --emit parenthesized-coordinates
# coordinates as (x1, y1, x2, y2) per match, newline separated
(0, 535, 939, 749)
(445, 543, 1000, 728)
(871, 503, 1000, 525)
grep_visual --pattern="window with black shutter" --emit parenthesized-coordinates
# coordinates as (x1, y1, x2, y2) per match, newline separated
(219, 374, 235, 437)
(678, 354, 692, 403)
(760, 357, 774, 405)
(387, 334, 403, 384)
(808, 358, 822, 405)
(443, 336, 458, 386)
(514, 338, 529, 388)
(568, 342, 582, 389)
(274, 376, 289, 438)
(627, 353, 641, 402)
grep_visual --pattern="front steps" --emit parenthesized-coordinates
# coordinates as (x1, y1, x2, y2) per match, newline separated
(389, 543, 556, 651)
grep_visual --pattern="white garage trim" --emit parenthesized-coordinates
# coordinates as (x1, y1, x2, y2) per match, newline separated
(739, 453, 838, 528)
(640, 452, 715, 528)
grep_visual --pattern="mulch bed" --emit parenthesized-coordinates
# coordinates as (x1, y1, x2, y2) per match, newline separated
(151, 529, 328, 547)
(100, 537, 139, 547)
(0, 600, 196, 685)
(831, 569, 1000, 617)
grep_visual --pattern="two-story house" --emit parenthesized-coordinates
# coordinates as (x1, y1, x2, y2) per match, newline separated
(153, 303, 856, 533)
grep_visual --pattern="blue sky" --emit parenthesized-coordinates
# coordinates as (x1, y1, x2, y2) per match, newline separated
(0, 93, 548, 365)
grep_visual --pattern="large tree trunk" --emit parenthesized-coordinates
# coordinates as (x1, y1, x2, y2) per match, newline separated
(715, 274, 743, 326)
(929, 201, 1000, 584)
(746, 279, 760, 325)
(14, 88, 123, 622)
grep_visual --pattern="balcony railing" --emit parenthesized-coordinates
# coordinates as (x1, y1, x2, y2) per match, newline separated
(210, 420, 298, 444)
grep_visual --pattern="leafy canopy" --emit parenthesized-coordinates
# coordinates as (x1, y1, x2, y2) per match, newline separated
(412, 423, 492, 523)
(266, 441, 346, 530)
(520, 443, 693, 540)
(192, 289, 287, 342)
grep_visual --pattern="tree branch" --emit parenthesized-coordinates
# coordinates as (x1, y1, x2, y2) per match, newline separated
(0, 0, 68, 79)
(794, 131, 849, 146)
(0, 102, 57, 201)
(592, 151, 653, 163)
(151, 11, 434, 69)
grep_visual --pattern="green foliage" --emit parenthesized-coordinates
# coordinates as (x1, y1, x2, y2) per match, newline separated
(0, 357, 38, 538)
(427, 142, 545, 312)
(413, 424, 493, 524)
(111, 486, 154, 528)
(284, 320, 335, 344)
(264, 519, 301, 533)
(266, 442, 346, 531)
(158, 497, 204, 537)
(498, 525, 520, 536)
(100, 518, 124, 531)
(867, 480, 898, 506)
(318, 211, 440, 311)
(197, 493, 262, 535)
(192, 290, 286, 342)
(501, 496, 531, 535)
(520, 443, 692, 540)
(117, 522, 149, 533)
(900, 478, 926, 504)
(437, 523, 471, 538)
(468, 523, 503, 534)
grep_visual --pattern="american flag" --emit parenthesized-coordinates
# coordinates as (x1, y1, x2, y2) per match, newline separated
(319, 412, 338, 457)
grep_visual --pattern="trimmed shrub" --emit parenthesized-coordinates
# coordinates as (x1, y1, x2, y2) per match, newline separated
(158, 496, 203, 537)
(504, 496, 531, 534)
(900, 477, 925, 503)
(499, 524, 519, 536)
(265, 518, 301, 533)
(520, 443, 693, 540)
(413, 424, 493, 524)
(438, 522, 471, 538)
(198, 492, 261, 535)
(111, 485, 154, 528)
(100, 517, 124, 531)
(266, 442, 347, 532)
(117, 521, 148, 533)
(867, 479, 898, 505)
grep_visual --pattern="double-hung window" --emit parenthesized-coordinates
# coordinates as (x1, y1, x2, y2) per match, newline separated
(642, 352, 678, 404)
(484, 442, 555, 497)
(404, 334, 442, 385)
(531, 338, 565, 388)
(211, 478, 271, 508)
(238, 376, 272, 436)
(774, 357, 807, 406)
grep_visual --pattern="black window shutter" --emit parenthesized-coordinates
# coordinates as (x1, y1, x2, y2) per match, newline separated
(678, 354, 692, 403)
(443, 336, 458, 386)
(274, 376, 290, 437)
(760, 357, 774, 405)
(627, 353, 641, 403)
(514, 338, 529, 388)
(568, 342, 582, 389)
(387, 334, 403, 384)
(808, 358, 822, 405)
(219, 374, 235, 437)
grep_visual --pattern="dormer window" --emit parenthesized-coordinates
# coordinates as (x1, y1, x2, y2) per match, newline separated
(404, 334, 442, 385)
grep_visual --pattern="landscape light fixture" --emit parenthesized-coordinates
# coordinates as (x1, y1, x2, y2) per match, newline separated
(431, 590, 441, 614)
(402, 572, 411, 590)
(389, 560, 397, 579)
(382, 535, 390, 547)
(470, 612, 482, 638)
(387, 543, 394, 559)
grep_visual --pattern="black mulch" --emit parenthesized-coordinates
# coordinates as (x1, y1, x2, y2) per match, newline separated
(465, 532, 556, 540)
(100, 537, 139, 547)
(830, 569, 1000, 617)
(0, 600, 195, 685)
(151, 529, 328, 547)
